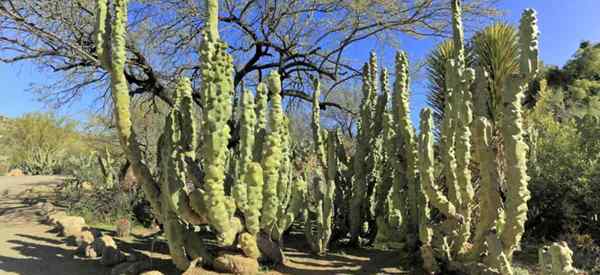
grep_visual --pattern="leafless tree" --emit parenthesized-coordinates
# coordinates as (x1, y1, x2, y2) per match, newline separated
(0, 0, 499, 114)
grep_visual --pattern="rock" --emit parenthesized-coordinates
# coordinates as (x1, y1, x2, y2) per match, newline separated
(139, 271, 163, 275)
(76, 230, 95, 246)
(46, 211, 68, 225)
(93, 235, 126, 266)
(84, 244, 98, 258)
(30, 185, 55, 195)
(182, 259, 220, 275)
(56, 216, 87, 237)
(33, 202, 55, 216)
(213, 252, 259, 275)
(7, 169, 24, 177)
(256, 231, 285, 264)
(115, 218, 130, 238)
(110, 260, 152, 275)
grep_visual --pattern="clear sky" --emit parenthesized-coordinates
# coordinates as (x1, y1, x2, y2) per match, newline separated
(1, 0, 599, 126)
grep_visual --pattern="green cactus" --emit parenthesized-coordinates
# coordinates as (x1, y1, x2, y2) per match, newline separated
(416, 1, 537, 273)
(392, 51, 420, 250)
(417, 108, 439, 274)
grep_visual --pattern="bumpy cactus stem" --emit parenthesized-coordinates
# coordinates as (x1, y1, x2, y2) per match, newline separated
(198, 21, 237, 244)
(470, 117, 503, 259)
(234, 89, 256, 215)
(307, 78, 337, 254)
(349, 56, 379, 245)
(418, 108, 439, 274)
(499, 8, 538, 260)
(392, 51, 420, 250)
(260, 71, 284, 231)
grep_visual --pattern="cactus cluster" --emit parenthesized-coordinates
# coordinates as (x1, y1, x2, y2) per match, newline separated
(414, 0, 538, 274)
(98, 0, 306, 270)
(98, 0, 537, 272)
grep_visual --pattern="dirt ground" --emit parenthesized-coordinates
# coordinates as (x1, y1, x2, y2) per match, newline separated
(0, 176, 539, 275)
(0, 176, 412, 275)
(0, 176, 111, 275)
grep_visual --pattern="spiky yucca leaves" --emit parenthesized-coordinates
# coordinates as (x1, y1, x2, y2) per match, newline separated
(426, 40, 455, 130)
(473, 23, 519, 120)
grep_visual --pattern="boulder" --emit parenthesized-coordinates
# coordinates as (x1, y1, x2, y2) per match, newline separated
(115, 218, 130, 238)
(93, 235, 126, 266)
(256, 231, 285, 264)
(7, 169, 24, 177)
(56, 216, 87, 237)
(46, 211, 68, 225)
(213, 252, 259, 275)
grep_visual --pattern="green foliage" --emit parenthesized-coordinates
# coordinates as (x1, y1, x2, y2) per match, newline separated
(1, 112, 81, 175)
(526, 88, 600, 240)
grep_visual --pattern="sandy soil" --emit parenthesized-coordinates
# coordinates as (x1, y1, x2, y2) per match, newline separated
(0, 176, 411, 275)
(0, 176, 110, 275)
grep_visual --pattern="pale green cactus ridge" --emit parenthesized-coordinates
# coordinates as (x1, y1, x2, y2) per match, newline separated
(234, 89, 256, 213)
(519, 9, 539, 80)
(275, 176, 307, 238)
(392, 51, 419, 242)
(419, 108, 458, 220)
(349, 61, 376, 242)
(470, 117, 503, 259)
(499, 8, 536, 260)
(198, 23, 236, 244)
(94, 0, 109, 70)
(260, 71, 284, 230)
(499, 73, 531, 259)
(548, 242, 577, 275)
(311, 78, 327, 168)
(253, 82, 268, 161)
(417, 108, 438, 273)
(276, 115, 293, 219)
(451, 0, 466, 64)
(177, 78, 197, 156)
(255, 83, 269, 131)
(205, 0, 220, 40)
(245, 162, 264, 235)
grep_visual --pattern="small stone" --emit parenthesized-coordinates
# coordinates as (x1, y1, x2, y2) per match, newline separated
(213, 252, 259, 275)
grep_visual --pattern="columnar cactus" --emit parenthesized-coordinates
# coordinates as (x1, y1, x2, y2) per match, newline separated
(349, 55, 378, 245)
(260, 72, 284, 231)
(418, 108, 439, 274)
(392, 51, 420, 249)
(98, 0, 302, 270)
(416, 0, 538, 273)
(306, 78, 337, 254)
(499, 8, 537, 260)
(539, 242, 578, 275)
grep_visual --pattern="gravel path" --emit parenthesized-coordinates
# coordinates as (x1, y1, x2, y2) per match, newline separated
(0, 176, 109, 275)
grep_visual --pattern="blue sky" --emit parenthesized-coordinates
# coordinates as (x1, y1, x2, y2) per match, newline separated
(1, 0, 599, 126)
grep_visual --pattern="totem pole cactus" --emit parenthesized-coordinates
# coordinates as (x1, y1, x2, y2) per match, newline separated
(305, 78, 336, 254)
(539, 242, 578, 275)
(416, 0, 538, 273)
(392, 51, 420, 251)
(97, 0, 305, 270)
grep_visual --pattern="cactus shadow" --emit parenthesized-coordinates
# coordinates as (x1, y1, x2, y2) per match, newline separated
(0, 237, 109, 275)
(273, 230, 411, 274)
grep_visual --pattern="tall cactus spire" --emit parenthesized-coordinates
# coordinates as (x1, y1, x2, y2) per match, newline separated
(392, 51, 419, 249)
(205, 0, 220, 40)
(499, 8, 538, 260)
